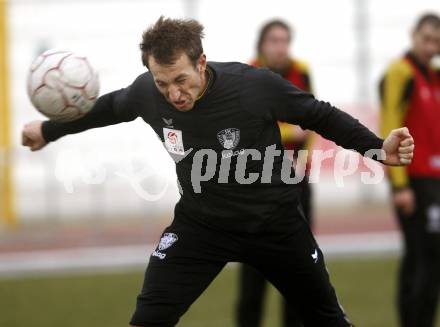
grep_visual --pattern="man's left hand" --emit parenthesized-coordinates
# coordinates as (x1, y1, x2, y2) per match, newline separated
(382, 127, 414, 166)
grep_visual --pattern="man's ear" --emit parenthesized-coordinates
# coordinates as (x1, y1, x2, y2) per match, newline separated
(198, 54, 207, 72)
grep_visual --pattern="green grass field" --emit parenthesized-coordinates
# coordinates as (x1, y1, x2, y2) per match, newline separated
(0, 256, 438, 327)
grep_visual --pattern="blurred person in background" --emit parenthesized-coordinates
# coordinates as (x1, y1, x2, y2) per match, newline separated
(236, 19, 314, 327)
(379, 12, 440, 327)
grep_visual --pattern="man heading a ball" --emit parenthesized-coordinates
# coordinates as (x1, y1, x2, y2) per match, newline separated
(22, 17, 415, 327)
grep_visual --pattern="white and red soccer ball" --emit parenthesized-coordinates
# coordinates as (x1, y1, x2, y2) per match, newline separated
(27, 49, 100, 122)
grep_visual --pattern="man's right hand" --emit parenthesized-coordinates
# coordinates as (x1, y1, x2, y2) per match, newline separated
(22, 120, 47, 151)
(393, 187, 416, 216)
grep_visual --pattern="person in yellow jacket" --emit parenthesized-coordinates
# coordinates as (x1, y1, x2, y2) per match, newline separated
(379, 13, 440, 327)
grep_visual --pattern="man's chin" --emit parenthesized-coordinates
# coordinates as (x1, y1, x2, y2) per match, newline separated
(174, 102, 194, 112)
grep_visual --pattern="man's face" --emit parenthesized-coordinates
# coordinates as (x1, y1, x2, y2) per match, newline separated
(412, 23, 440, 65)
(149, 53, 207, 112)
(260, 26, 291, 70)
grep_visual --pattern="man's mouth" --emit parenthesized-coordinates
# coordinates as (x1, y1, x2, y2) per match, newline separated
(173, 100, 187, 108)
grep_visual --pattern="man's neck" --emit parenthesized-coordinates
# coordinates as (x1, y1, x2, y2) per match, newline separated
(196, 68, 211, 100)
(409, 49, 429, 67)
(266, 59, 292, 77)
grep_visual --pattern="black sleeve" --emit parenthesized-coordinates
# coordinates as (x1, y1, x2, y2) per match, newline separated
(240, 67, 384, 156)
(42, 83, 140, 143)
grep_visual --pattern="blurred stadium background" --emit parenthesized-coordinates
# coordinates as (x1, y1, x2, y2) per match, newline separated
(0, 0, 439, 326)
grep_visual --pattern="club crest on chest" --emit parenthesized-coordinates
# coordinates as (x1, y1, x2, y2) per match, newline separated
(217, 128, 240, 150)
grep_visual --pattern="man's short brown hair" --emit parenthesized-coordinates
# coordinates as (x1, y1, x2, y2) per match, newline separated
(140, 16, 205, 69)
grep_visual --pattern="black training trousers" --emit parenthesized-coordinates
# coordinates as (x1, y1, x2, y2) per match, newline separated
(396, 177, 440, 327)
(236, 179, 313, 327)
(130, 202, 351, 327)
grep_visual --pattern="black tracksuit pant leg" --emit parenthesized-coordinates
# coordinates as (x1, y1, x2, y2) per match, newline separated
(397, 178, 440, 327)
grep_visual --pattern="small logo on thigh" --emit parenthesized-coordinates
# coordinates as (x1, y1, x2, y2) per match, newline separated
(311, 249, 318, 263)
(151, 233, 179, 260)
(427, 205, 440, 233)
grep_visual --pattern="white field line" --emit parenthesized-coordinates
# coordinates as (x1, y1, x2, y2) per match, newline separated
(0, 231, 401, 277)
(317, 231, 401, 257)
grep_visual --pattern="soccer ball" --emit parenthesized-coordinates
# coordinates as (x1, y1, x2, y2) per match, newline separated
(27, 49, 100, 122)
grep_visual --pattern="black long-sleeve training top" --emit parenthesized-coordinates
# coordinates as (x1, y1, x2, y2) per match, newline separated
(42, 62, 384, 232)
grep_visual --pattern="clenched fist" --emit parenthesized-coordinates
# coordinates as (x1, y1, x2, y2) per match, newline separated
(22, 121, 47, 151)
(382, 127, 415, 166)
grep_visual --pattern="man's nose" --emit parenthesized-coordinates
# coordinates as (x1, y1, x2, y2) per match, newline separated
(169, 86, 181, 102)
